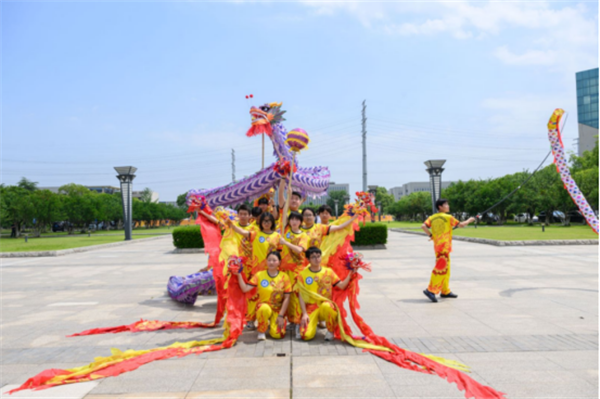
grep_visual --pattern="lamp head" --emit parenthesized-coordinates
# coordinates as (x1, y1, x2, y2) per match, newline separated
(114, 166, 138, 176)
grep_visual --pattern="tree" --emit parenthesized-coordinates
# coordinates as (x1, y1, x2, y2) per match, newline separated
(17, 177, 38, 192)
(326, 190, 348, 217)
(0, 186, 32, 236)
(407, 192, 431, 221)
(96, 193, 122, 230)
(140, 187, 154, 203)
(28, 189, 63, 236)
(375, 187, 395, 216)
(177, 192, 188, 210)
(59, 184, 97, 233)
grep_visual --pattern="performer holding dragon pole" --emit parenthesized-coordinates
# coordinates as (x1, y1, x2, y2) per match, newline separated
(278, 211, 309, 329)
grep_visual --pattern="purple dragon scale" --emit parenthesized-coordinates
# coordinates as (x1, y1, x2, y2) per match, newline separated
(189, 116, 330, 208)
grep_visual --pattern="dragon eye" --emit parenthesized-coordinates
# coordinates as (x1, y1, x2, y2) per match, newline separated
(260, 106, 270, 112)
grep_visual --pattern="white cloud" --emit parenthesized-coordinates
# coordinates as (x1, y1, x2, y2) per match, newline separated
(493, 46, 557, 66)
(301, 1, 598, 73)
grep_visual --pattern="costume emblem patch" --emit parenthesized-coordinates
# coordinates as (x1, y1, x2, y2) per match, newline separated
(259, 236, 266, 243)
(261, 280, 269, 288)
(305, 277, 313, 285)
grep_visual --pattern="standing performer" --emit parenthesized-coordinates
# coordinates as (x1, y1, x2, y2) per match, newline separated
(236, 251, 292, 340)
(278, 211, 309, 329)
(421, 199, 475, 303)
(297, 246, 355, 341)
(228, 212, 282, 325)
(302, 207, 359, 250)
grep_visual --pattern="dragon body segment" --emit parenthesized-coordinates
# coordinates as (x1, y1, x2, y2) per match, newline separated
(547, 109, 598, 234)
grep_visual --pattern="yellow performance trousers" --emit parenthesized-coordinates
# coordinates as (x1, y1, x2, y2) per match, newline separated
(285, 270, 302, 324)
(256, 303, 286, 339)
(300, 301, 337, 341)
(427, 251, 451, 295)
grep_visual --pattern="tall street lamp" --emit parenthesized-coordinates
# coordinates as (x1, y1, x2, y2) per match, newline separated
(334, 199, 339, 218)
(368, 185, 378, 223)
(424, 160, 446, 215)
(115, 166, 137, 241)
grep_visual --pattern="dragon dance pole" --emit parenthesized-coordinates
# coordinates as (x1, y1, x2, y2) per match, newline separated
(280, 154, 295, 235)
(262, 132, 265, 169)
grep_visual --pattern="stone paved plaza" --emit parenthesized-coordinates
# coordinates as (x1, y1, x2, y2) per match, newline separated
(1, 232, 598, 398)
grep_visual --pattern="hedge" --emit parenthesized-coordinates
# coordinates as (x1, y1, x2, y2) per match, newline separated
(172, 225, 204, 249)
(172, 223, 387, 249)
(353, 223, 387, 246)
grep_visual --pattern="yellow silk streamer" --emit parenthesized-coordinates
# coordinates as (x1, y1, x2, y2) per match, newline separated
(321, 216, 356, 265)
(44, 327, 231, 386)
(297, 284, 470, 372)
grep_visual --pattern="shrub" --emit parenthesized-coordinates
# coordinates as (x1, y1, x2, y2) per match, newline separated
(172, 225, 204, 249)
(353, 223, 387, 246)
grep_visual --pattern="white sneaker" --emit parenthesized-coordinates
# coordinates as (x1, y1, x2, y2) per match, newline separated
(324, 331, 334, 341)
(318, 321, 327, 329)
(257, 332, 266, 341)
(295, 324, 301, 340)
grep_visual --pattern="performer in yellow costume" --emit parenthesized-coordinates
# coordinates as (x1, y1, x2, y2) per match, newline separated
(236, 251, 291, 340)
(297, 246, 355, 341)
(278, 211, 309, 325)
(301, 207, 358, 250)
(198, 204, 254, 273)
(421, 199, 475, 302)
(228, 212, 282, 324)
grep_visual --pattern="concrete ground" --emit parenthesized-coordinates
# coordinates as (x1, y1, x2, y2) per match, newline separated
(1, 232, 597, 399)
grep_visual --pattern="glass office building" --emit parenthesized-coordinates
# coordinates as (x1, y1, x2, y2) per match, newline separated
(576, 68, 599, 155)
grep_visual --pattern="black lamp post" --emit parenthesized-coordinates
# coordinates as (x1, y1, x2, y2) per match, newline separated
(114, 166, 137, 241)
(424, 160, 446, 215)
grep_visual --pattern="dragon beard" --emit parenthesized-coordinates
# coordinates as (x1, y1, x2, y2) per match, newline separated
(246, 123, 273, 137)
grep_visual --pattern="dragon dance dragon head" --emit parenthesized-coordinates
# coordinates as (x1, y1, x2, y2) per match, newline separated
(247, 102, 286, 138)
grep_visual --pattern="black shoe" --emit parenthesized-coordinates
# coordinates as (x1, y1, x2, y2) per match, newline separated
(423, 289, 438, 303)
(440, 292, 458, 298)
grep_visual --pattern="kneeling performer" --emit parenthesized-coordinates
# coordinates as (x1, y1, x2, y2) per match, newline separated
(297, 246, 355, 341)
(237, 251, 291, 340)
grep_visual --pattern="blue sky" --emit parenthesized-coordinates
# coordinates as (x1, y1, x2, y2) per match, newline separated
(3, 1, 598, 201)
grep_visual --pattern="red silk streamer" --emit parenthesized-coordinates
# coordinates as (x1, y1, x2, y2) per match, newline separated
(67, 320, 206, 337)
(196, 212, 227, 326)
(9, 278, 247, 394)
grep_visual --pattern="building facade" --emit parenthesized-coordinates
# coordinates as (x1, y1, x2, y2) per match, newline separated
(576, 68, 599, 156)
(389, 181, 455, 201)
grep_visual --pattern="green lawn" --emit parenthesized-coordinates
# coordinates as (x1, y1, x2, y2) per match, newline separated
(452, 225, 598, 241)
(0, 234, 165, 253)
(373, 221, 424, 229)
(1, 226, 177, 238)
(383, 221, 597, 241)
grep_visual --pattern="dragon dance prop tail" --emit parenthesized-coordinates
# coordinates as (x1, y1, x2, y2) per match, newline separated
(9, 277, 247, 395)
(547, 109, 599, 234)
